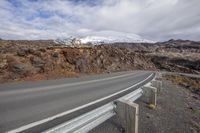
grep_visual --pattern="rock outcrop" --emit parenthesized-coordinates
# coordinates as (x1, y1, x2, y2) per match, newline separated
(0, 39, 199, 83)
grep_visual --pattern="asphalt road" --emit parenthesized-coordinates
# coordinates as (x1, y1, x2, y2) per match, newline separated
(0, 71, 153, 132)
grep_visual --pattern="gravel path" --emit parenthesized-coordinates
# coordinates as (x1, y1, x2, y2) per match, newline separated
(90, 80, 200, 133)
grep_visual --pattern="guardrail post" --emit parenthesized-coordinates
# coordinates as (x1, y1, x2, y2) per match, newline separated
(142, 86, 157, 106)
(115, 99, 139, 133)
(151, 87, 157, 106)
(155, 72, 162, 80)
(151, 80, 162, 92)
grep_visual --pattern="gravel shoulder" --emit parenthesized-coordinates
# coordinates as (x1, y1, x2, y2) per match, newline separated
(90, 79, 200, 133)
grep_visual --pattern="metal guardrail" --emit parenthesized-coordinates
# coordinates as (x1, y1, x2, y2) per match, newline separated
(44, 88, 145, 133)
(44, 103, 115, 133)
(44, 73, 158, 133)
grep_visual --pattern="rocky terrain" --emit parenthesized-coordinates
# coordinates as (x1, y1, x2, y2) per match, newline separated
(112, 39, 200, 74)
(0, 39, 199, 83)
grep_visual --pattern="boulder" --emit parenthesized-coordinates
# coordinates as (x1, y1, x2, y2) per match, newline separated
(62, 49, 82, 64)
(75, 58, 87, 72)
(30, 56, 46, 67)
(17, 48, 30, 56)
(8, 62, 34, 78)
(17, 49, 26, 56)
(52, 52, 59, 60)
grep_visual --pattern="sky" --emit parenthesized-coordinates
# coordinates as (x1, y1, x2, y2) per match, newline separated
(0, 0, 200, 41)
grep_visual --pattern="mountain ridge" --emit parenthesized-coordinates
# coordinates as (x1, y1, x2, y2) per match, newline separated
(54, 31, 155, 45)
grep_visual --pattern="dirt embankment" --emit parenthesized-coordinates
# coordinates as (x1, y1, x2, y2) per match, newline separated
(0, 39, 199, 83)
(164, 74, 200, 97)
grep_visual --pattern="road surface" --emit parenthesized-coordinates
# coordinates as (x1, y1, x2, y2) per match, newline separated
(0, 71, 154, 132)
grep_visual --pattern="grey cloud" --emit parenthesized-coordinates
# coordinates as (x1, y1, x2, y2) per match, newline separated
(0, 0, 200, 41)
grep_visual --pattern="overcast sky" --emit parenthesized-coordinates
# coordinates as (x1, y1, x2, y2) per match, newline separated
(0, 0, 200, 41)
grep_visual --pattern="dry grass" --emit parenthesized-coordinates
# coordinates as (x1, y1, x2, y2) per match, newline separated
(164, 74, 200, 96)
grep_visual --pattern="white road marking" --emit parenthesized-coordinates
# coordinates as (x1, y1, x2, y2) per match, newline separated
(1, 72, 140, 96)
(6, 73, 154, 133)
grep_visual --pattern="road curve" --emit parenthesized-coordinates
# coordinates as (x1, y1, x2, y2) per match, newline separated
(0, 71, 154, 132)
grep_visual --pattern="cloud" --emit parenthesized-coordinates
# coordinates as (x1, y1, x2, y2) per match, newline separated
(0, 0, 200, 41)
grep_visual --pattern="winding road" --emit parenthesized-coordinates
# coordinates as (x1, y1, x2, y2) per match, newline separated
(0, 71, 154, 133)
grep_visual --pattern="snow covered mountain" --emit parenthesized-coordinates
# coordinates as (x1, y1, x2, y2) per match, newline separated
(80, 31, 154, 44)
(54, 31, 154, 45)
(54, 36, 74, 45)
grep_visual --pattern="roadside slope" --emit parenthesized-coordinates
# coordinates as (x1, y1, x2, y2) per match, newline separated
(90, 74, 200, 133)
